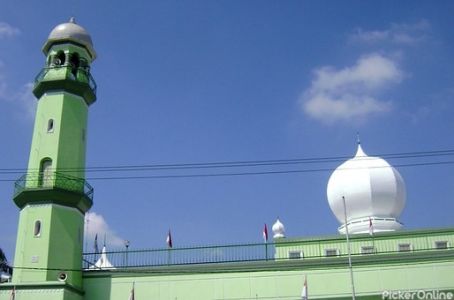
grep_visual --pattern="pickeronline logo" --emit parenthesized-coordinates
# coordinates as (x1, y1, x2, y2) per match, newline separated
(382, 290, 453, 300)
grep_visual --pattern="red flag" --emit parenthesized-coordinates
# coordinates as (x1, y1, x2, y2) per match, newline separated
(166, 230, 173, 248)
(263, 223, 268, 243)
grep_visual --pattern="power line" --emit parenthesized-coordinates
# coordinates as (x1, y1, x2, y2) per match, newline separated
(0, 149, 454, 174)
(0, 160, 453, 182)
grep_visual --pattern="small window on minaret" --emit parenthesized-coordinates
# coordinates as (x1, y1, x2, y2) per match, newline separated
(47, 119, 54, 133)
(34, 220, 41, 237)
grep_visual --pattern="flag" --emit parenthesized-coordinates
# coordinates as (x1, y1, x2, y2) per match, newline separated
(94, 234, 99, 253)
(10, 286, 15, 300)
(368, 217, 374, 236)
(301, 275, 308, 300)
(166, 230, 173, 248)
(263, 223, 268, 243)
(128, 282, 135, 300)
(0, 247, 6, 263)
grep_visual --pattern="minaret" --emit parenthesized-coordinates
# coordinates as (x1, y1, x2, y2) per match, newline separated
(11, 18, 96, 298)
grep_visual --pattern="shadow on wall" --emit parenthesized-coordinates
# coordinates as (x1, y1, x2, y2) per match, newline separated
(83, 276, 112, 300)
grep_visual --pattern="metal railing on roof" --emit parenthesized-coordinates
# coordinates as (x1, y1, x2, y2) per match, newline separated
(83, 243, 275, 269)
(82, 242, 454, 270)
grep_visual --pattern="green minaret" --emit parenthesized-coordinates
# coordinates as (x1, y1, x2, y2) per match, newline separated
(11, 18, 96, 299)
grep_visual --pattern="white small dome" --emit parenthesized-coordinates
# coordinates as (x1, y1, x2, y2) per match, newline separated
(327, 143, 406, 234)
(272, 218, 285, 239)
(43, 17, 96, 59)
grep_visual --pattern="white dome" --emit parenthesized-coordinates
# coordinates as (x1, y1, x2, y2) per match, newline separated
(43, 17, 96, 59)
(272, 218, 285, 239)
(327, 143, 406, 234)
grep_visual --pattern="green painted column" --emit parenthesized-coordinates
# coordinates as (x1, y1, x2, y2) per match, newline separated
(10, 18, 97, 299)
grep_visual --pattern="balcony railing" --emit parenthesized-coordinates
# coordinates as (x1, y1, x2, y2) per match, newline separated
(34, 65, 97, 94)
(14, 172, 94, 202)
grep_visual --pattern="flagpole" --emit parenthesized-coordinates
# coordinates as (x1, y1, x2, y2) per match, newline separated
(372, 233, 376, 254)
(265, 242, 268, 261)
(263, 223, 269, 261)
(301, 275, 308, 300)
(342, 196, 356, 300)
(369, 218, 376, 254)
(129, 281, 135, 300)
(10, 285, 15, 300)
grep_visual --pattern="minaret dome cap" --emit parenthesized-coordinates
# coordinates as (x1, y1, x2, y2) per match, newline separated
(43, 17, 96, 59)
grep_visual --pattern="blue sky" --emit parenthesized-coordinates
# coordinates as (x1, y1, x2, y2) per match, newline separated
(1, 1, 454, 260)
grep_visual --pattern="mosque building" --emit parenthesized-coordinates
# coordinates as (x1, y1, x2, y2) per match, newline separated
(0, 19, 453, 300)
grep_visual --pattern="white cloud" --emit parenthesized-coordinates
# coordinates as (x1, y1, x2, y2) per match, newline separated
(312, 54, 402, 92)
(0, 22, 20, 38)
(304, 94, 391, 121)
(14, 83, 36, 119)
(351, 20, 430, 46)
(84, 211, 125, 250)
(0, 62, 36, 121)
(301, 54, 402, 123)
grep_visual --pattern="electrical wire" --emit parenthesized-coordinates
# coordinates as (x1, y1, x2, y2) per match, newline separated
(0, 149, 454, 174)
(0, 160, 453, 182)
(0, 149, 453, 182)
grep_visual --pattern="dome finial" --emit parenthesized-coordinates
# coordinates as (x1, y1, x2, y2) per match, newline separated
(355, 134, 366, 157)
(69, 17, 76, 24)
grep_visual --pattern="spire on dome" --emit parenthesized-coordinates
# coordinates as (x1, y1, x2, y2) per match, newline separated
(355, 141, 367, 158)
(354, 133, 366, 157)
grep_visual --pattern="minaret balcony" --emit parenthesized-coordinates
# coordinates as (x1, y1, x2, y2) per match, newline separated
(13, 172, 93, 213)
(33, 65, 97, 106)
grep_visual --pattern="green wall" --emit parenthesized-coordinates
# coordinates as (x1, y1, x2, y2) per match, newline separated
(82, 260, 454, 299)
(274, 228, 454, 260)
(27, 91, 88, 180)
(12, 204, 85, 289)
(0, 284, 83, 300)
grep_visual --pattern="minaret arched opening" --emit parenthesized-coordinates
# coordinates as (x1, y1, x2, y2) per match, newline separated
(54, 50, 65, 66)
(69, 52, 80, 78)
(39, 158, 52, 187)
